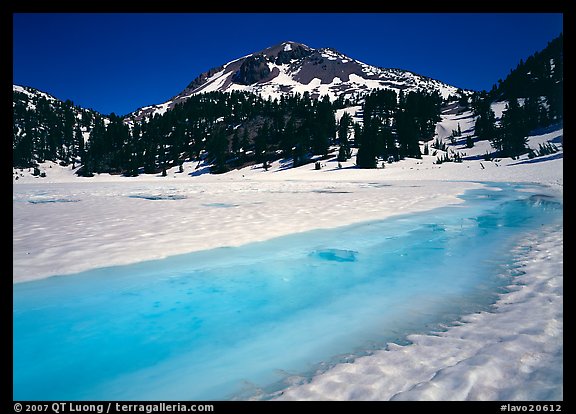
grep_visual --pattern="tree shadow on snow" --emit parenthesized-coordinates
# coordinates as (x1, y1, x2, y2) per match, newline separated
(509, 152, 563, 166)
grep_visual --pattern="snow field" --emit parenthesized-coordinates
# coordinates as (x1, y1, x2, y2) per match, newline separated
(13, 179, 480, 283)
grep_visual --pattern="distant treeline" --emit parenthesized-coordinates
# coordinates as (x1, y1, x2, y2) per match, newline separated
(13, 86, 445, 175)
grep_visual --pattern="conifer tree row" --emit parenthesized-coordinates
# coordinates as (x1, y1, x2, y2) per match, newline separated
(13, 90, 93, 168)
(356, 89, 442, 168)
(12, 88, 446, 173)
(471, 33, 563, 158)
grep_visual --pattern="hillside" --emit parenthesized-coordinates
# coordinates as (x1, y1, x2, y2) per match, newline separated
(12, 85, 107, 170)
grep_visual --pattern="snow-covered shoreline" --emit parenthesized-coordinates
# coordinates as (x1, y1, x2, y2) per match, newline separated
(13, 177, 484, 284)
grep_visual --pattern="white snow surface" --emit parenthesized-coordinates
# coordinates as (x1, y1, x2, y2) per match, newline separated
(12, 113, 563, 401)
(13, 176, 482, 283)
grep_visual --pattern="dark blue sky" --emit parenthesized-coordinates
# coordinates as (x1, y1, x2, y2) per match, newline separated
(13, 13, 563, 116)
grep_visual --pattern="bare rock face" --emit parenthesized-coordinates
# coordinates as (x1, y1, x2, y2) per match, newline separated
(232, 55, 271, 85)
(274, 44, 313, 65)
(185, 65, 225, 90)
(231, 42, 314, 85)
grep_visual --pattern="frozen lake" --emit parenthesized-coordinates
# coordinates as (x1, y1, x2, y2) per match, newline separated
(13, 183, 562, 400)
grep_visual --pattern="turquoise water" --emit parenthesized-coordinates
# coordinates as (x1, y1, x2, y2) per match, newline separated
(13, 183, 562, 400)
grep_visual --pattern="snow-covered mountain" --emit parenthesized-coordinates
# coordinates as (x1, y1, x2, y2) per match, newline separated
(13, 84, 60, 106)
(13, 84, 108, 170)
(128, 41, 466, 122)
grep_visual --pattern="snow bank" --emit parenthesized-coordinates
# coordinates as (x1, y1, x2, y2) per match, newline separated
(275, 224, 563, 400)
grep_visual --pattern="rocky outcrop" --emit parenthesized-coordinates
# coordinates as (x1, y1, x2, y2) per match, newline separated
(232, 54, 271, 85)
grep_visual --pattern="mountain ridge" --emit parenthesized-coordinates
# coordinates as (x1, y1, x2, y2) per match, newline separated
(127, 41, 467, 122)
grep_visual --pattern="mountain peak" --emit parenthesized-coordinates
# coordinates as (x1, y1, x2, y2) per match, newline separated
(260, 41, 312, 56)
(256, 41, 314, 65)
(128, 41, 464, 121)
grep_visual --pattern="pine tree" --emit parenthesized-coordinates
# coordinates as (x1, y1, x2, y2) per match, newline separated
(231, 129, 241, 155)
(292, 140, 307, 168)
(395, 110, 421, 159)
(207, 126, 229, 173)
(254, 122, 269, 163)
(457, 89, 469, 109)
(492, 98, 529, 157)
(422, 142, 429, 155)
(73, 126, 84, 164)
(522, 96, 541, 132)
(355, 124, 377, 168)
(337, 112, 352, 161)
(475, 101, 497, 142)
(240, 128, 250, 154)
(310, 95, 334, 156)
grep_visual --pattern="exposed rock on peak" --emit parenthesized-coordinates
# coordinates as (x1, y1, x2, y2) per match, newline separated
(232, 54, 272, 85)
(128, 40, 464, 122)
